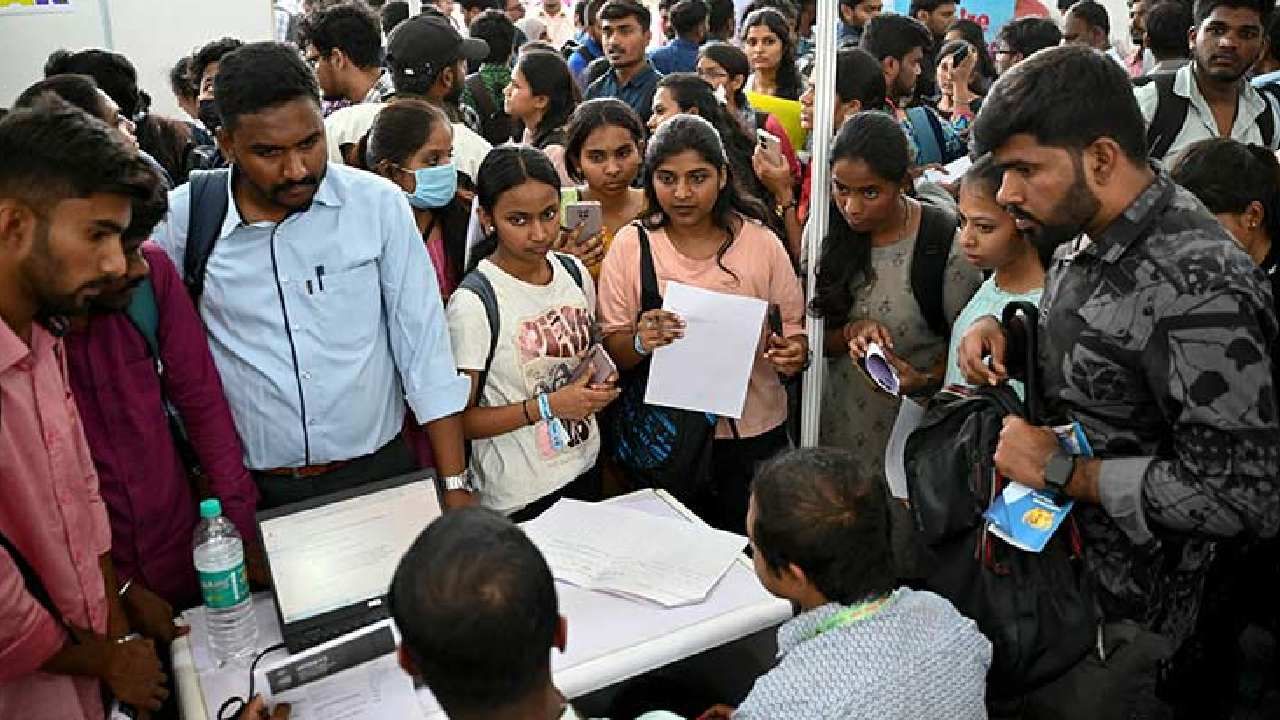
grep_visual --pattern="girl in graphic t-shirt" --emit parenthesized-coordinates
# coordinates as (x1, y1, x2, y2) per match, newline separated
(447, 146, 620, 520)
(597, 114, 807, 535)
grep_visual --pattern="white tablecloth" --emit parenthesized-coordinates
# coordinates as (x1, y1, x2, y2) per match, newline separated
(173, 490, 792, 719)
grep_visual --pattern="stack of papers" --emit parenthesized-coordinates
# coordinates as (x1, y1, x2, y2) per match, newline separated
(522, 499, 748, 607)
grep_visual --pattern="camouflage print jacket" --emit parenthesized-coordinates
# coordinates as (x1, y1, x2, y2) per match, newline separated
(1032, 167, 1280, 646)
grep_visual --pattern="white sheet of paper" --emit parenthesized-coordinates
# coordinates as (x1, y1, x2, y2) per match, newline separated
(522, 499, 747, 607)
(643, 282, 767, 419)
(921, 155, 974, 186)
(260, 654, 423, 720)
(884, 398, 926, 499)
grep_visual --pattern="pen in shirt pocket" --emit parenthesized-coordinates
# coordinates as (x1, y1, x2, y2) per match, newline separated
(315, 265, 326, 292)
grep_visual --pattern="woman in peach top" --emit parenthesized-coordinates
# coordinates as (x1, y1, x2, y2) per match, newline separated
(597, 115, 808, 533)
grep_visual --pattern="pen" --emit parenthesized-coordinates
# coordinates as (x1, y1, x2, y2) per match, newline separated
(306, 279, 313, 295)
(316, 265, 325, 292)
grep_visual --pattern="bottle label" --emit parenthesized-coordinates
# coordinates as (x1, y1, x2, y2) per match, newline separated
(198, 563, 250, 609)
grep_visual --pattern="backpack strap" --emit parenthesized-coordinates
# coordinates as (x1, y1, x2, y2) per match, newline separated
(1002, 300, 1042, 424)
(910, 202, 958, 340)
(1257, 86, 1277, 148)
(125, 276, 161, 359)
(1146, 73, 1188, 160)
(554, 252, 584, 290)
(457, 269, 501, 404)
(906, 106, 945, 166)
(0, 528, 67, 634)
(634, 223, 663, 314)
(184, 168, 232, 304)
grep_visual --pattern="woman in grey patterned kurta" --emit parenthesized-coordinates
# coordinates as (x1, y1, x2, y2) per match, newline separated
(811, 113, 981, 485)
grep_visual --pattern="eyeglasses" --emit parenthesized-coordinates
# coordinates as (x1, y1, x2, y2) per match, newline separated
(698, 68, 729, 81)
(993, 48, 1016, 56)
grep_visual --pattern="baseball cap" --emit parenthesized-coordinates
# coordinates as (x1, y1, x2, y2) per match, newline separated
(386, 14, 489, 83)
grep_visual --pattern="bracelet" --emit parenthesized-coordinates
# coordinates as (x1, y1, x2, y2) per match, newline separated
(633, 332, 651, 357)
(521, 399, 534, 425)
(775, 197, 799, 217)
(117, 578, 134, 598)
(537, 392, 554, 421)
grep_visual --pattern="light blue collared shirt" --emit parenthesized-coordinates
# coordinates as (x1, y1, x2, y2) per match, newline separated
(155, 163, 469, 470)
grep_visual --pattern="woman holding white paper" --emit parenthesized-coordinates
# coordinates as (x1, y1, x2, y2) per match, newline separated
(447, 146, 620, 521)
(809, 112, 980, 487)
(597, 114, 807, 534)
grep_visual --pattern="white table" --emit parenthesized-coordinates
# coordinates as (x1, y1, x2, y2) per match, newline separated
(172, 490, 792, 719)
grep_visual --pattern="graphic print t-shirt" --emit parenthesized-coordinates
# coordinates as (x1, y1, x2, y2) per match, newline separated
(447, 256, 599, 513)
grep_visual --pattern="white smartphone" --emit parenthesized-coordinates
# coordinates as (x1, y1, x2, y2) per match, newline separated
(563, 201, 603, 242)
(756, 129, 782, 159)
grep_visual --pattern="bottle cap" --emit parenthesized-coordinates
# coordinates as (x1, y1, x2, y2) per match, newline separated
(199, 498, 223, 519)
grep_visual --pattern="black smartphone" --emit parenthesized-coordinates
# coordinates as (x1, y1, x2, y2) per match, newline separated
(768, 304, 783, 337)
(951, 44, 970, 64)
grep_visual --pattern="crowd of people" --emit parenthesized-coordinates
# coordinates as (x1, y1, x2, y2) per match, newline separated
(3, 0, 1280, 717)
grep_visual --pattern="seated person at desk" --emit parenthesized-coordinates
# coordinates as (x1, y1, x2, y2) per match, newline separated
(700, 448, 993, 720)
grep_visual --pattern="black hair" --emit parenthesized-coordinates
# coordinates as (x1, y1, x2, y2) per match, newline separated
(470, 8, 517, 63)
(469, 145, 563, 270)
(698, 42, 751, 110)
(809, 111, 910, 323)
(169, 55, 198, 103)
(564, 97, 646, 183)
(1267, 9, 1280, 61)
(655, 73, 784, 238)
(1171, 138, 1280, 265)
(381, 0, 411, 34)
(945, 18, 998, 80)
(861, 13, 934, 62)
(741, 9, 803, 100)
(742, 0, 797, 22)
(959, 151, 1003, 198)
(585, 0, 607, 26)
(0, 99, 152, 216)
(1145, 0, 1194, 58)
(834, 47, 888, 110)
(192, 37, 245, 92)
(599, 0, 652, 28)
(124, 163, 170, 241)
(751, 448, 897, 605)
(996, 17, 1062, 58)
(1067, 0, 1111, 34)
(359, 100, 468, 282)
(300, 2, 384, 69)
(909, 0, 955, 16)
(1193, 0, 1271, 27)
(671, 0, 709, 36)
(972, 45, 1147, 161)
(388, 508, 558, 717)
(515, 50, 581, 147)
(213, 42, 321, 132)
(642, 114, 774, 281)
(574, 0, 589, 25)
(1058, 0, 1080, 11)
(707, 0, 736, 37)
(44, 48, 144, 119)
(15, 75, 106, 119)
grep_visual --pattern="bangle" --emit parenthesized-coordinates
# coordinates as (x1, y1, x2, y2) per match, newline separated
(775, 197, 798, 217)
(633, 332, 651, 357)
(537, 392, 554, 421)
(521, 399, 535, 425)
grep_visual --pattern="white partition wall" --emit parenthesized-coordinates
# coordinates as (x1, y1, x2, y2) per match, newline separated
(0, 0, 272, 117)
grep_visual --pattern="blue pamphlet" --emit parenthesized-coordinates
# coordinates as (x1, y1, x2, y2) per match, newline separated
(984, 421, 1091, 553)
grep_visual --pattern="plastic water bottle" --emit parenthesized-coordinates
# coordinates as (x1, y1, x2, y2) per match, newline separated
(193, 498, 258, 665)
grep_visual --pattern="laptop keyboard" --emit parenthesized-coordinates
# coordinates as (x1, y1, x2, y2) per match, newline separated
(297, 610, 387, 650)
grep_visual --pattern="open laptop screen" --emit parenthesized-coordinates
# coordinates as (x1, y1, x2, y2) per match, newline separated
(260, 478, 441, 626)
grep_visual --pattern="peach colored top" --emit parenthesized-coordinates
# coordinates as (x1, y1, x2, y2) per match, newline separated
(598, 219, 805, 439)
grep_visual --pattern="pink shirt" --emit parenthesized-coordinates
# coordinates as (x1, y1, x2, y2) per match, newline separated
(598, 219, 805, 438)
(0, 322, 111, 720)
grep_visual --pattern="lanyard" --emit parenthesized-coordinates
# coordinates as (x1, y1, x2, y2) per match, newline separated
(810, 594, 894, 639)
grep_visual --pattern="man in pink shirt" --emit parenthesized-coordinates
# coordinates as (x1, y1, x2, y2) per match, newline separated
(0, 102, 169, 718)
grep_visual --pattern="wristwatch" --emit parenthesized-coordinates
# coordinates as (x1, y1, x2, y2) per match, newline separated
(1043, 449, 1074, 501)
(441, 467, 477, 493)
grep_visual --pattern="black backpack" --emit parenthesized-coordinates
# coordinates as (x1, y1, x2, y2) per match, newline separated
(1141, 72, 1276, 159)
(465, 73, 517, 146)
(183, 168, 232, 304)
(911, 201, 961, 340)
(609, 223, 718, 502)
(904, 301, 1097, 698)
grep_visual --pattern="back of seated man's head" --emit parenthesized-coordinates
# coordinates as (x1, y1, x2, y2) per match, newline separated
(389, 507, 564, 718)
(1145, 1, 1193, 61)
(749, 448, 897, 607)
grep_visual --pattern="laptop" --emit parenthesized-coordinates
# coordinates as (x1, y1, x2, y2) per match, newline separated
(256, 470, 442, 654)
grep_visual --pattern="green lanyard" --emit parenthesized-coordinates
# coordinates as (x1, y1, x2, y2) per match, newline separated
(810, 594, 894, 639)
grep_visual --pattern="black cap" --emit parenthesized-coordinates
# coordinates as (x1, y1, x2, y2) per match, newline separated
(386, 14, 489, 83)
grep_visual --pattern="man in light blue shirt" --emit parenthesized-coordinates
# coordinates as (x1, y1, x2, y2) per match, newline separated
(155, 42, 475, 509)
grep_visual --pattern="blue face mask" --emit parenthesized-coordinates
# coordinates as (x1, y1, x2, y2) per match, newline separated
(405, 162, 457, 210)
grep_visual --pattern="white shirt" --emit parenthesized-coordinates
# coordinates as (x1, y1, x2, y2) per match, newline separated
(324, 102, 492, 183)
(446, 256, 599, 514)
(1134, 63, 1280, 159)
(535, 6, 577, 48)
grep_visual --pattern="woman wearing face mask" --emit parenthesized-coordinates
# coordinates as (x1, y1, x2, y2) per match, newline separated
(560, 98, 649, 278)
(359, 100, 470, 297)
(505, 49, 581, 184)
(741, 9, 802, 100)
(648, 73, 798, 260)
(598, 115, 807, 534)
(811, 112, 980, 486)
(448, 145, 619, 520)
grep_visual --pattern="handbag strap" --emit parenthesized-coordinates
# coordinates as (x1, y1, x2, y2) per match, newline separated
(0, 527, 68, 632)
(634, 222, 663, 314)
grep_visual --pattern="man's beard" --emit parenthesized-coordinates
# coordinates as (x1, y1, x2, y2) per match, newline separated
(25, 221, 109, 319)
(1006, 157, 1100, 267)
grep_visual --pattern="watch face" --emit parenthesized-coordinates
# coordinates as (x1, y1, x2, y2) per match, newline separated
(1045, 453, 1073, 490)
